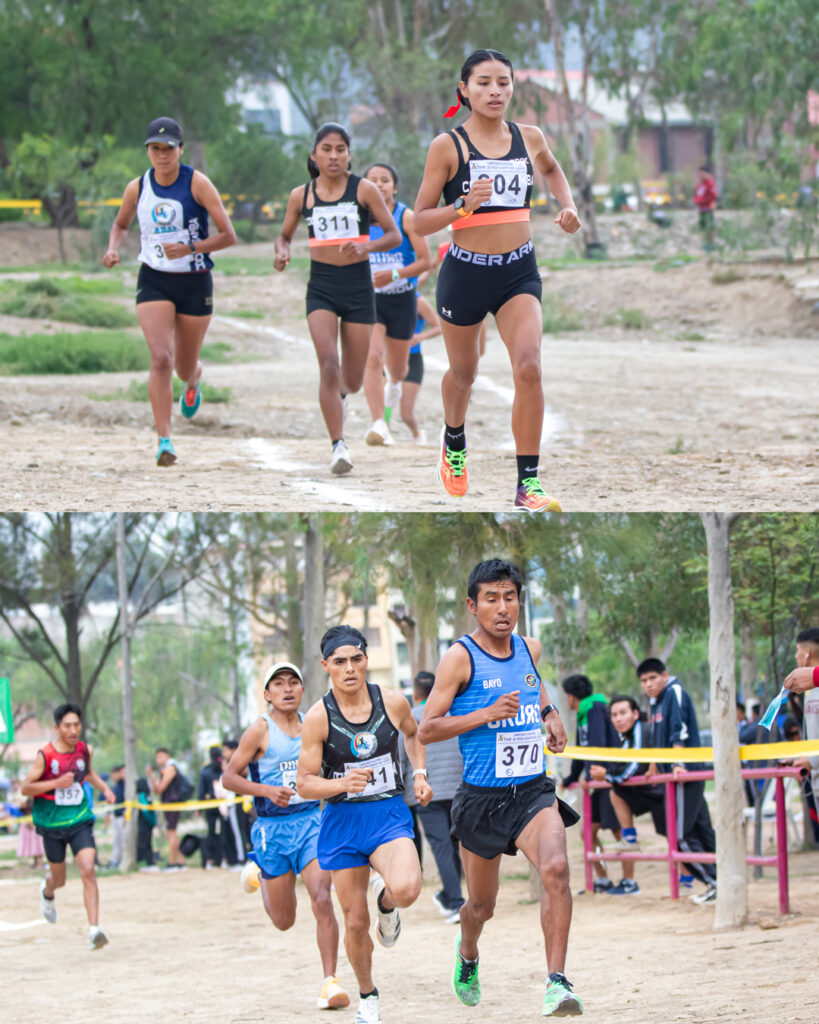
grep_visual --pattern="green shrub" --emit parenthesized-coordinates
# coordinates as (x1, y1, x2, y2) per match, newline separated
(604, 308, 651, 329)
(118, 379, 231, 403)
(0, 290, 133, 327)
(0, 331, 149, 374)
(542, 294, 584, 333)
(710, 268, 742, 285)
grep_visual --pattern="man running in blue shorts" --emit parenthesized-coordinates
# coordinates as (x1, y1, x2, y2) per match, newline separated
(222, 662, 349, 1011)
(298, 625, 433, 1024)
(419, 559, 583, 1017)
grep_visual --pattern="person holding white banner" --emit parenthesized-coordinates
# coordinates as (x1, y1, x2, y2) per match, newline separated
(297, 625, 432, 1024)
(414, 50, 580, 511)
(274, 125, 400, 476)
(419, 559, 582, 1017)
(21, 703, 115, 950)
(103, 116, 236, 467)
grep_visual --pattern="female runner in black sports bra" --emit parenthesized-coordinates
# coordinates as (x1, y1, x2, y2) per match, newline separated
(275, 123, 400, 476)
(414, 50, 581, 511)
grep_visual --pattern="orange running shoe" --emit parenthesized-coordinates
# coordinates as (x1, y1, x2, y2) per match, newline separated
(514, 477, 562, 512)
(438, 428, 468, 497)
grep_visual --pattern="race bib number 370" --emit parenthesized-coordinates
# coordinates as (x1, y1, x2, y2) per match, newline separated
(495, 729, 544, 778)
(469, 158, 528, 208)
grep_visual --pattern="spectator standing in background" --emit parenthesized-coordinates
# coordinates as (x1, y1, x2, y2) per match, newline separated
(693, 166, 718, 250)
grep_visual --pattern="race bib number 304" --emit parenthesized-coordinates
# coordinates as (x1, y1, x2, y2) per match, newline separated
(469, 159, 528, 208)
(495, 729, 544, 778)
(311, 204, 361, 242)
(342, 753, 395, 799)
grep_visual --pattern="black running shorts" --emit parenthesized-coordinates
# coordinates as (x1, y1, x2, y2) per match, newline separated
(613, 783, 667, 835)
(39, 820, 96, 864)
(451, 774, 579, 860)
(306, 260, 376, 324)
(136, 263, 213, 316)
(436, 239, 542, 327)
(405, 350, 423, 385)
(375, 289, 417, 340)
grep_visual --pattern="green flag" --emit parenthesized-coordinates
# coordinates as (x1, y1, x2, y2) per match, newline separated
(0, 679, 13, 744)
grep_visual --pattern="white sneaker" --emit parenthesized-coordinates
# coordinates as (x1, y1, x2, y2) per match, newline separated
(692, 883, 717, 905)
(370, 872, 401, 947)
(330, 440, 353, 475)
(89, 925, 109, 950)
(40, 879, 57, 924)
(413, 428, 428, 446)
(318, 975, 350, 1010)
(241, 861, 261, 892)
(365, 418, 394, 446)
(355, 992, 381, 1024)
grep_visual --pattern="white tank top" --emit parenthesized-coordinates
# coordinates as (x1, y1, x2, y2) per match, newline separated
(136, 166, 210, 273)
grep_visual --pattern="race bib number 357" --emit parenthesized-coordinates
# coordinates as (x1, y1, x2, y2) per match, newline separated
(469, 158, 528, 208)
(54, 783, 84, 806)
(495, 729, 544, 778)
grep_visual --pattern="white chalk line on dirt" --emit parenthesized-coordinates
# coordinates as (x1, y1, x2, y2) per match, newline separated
(0, 919, 46, 932)
(242, 439, 387, 510)
(216, 317, 565, 449)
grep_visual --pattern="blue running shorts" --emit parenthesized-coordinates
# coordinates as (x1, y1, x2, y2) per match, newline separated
(251, 805, 321, 879)
(317, 794, 414, 870)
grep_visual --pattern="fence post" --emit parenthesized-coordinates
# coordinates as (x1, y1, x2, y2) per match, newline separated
(665, 780, 680, 900)
(582, 786, 594, 893)
(775, 775, 789, 915)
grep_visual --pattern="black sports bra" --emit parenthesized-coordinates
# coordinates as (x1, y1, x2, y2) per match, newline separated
(302, 173, 371, 248)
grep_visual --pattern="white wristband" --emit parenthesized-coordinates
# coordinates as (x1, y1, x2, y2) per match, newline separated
(412, 769, 428, 778)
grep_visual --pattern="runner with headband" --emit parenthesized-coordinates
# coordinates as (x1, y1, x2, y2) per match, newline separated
(297, 625, 433, 1024)
(362, 163, 431, 447)
(274, 125, 401, 476)
(103, 116, 236, 467)
(414, 50, 581, 510)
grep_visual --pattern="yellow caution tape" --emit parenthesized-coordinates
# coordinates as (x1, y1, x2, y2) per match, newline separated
(9, 794, 254, 827)
(560, 739, 819, 763)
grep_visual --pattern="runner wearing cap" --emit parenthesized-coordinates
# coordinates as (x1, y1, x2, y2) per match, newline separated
(297, 625, 433, 1024)
(222, 662, 350, 1011)
(103, 116, 236, 467)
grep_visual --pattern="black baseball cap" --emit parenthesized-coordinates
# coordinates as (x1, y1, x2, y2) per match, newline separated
(145, 117, 183, 147)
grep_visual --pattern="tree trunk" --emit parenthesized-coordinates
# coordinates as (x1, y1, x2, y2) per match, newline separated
(302, 515, 325, 707)
(116, 515, 138, 872)
(701, 512, 747, 929)
(284, 521, 303, 666)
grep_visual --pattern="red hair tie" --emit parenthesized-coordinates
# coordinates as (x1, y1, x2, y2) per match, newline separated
(443, 95, 461, 118)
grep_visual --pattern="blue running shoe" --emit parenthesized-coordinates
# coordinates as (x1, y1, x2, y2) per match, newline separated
(156, 437, 177, 466)
(180, 383, 201, 419)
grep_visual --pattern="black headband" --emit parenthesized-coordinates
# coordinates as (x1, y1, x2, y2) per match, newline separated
(322, 632, 367, 659)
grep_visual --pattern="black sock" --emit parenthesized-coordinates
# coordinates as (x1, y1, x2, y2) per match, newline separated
(332, 438, 344, 449)
(516, 454, 539, 487)
(444, 422, 466, 452)
(359, 988, 378, 999)
(376, 890, 393, 915)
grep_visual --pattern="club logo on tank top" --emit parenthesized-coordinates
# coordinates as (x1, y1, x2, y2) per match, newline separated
(524, 673, 538, 688)
(351, 731, 378, 759)
(75, 757, 86, 772)
(50, 759, 59, 775)
(152, 202, 175, 226)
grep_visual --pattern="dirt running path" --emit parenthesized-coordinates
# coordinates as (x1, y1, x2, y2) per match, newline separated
(0, 250, 816, 512)
(1, 838, 817, 1024)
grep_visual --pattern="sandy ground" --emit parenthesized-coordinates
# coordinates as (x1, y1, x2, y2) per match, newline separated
(2, 825, 818, 1024)
(0, 228, 817, 512)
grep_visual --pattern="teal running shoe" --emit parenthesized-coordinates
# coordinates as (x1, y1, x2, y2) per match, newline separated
(542, 973, 583, 1016)
(451, 932, 481, 1006)
(156, 437, 177, 466)
(180, 382, 201, 419)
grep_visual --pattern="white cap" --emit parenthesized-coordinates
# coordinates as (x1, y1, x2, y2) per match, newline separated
(264, 662, 304, 687)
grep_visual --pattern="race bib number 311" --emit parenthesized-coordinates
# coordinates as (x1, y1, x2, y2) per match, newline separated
(311, 204, 361, 242)
(495, 729, 544, 778)
(469, 159, 528, 208)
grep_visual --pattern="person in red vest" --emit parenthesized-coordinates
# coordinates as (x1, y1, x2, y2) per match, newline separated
(694, 166, 718, 249)
(21, 702, 115, 949)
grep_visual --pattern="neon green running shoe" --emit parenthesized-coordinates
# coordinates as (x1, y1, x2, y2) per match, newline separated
(451, 932, 481, 1006)
(542, 973, 583, 1016)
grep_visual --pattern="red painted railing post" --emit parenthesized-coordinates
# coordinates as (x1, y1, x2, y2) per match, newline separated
(774, 775, 789, 915)
(582, 786, 594, 893)
(665, 780, 679, 900)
